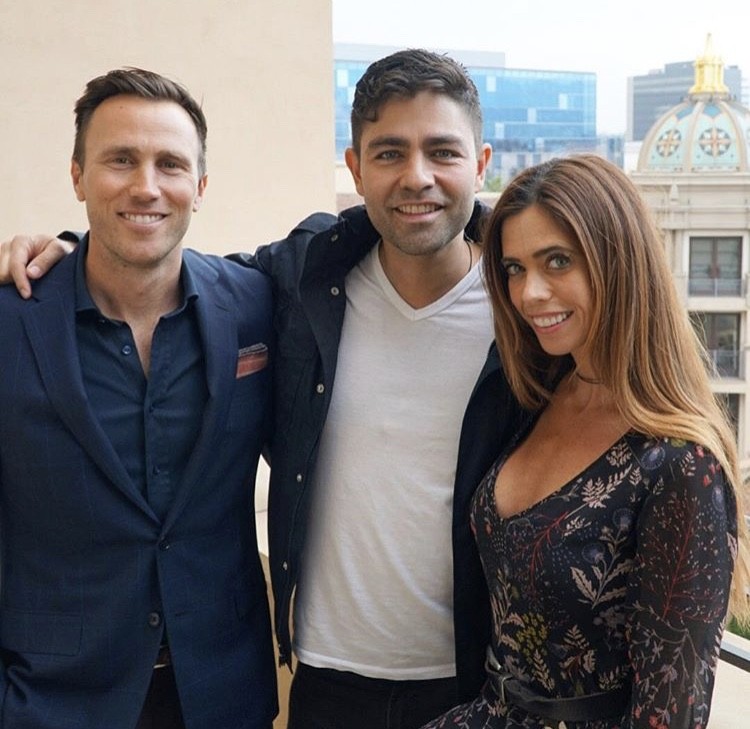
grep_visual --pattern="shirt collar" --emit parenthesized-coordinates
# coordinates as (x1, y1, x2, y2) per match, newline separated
(74, 235, 199, 320)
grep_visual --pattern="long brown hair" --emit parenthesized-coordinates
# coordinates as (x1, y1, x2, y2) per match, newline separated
(483, 153, 749, 619)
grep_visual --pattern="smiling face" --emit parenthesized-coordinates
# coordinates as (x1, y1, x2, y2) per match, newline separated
(345, 90, 490, 261)
(71, 94, 207, 275)
(500, 203, 594, 367)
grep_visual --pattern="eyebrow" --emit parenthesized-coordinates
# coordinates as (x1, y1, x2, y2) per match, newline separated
(98, 145, 192, 165)
(501, 244, 574, 263)
(365, 134, 468, 150)
(97, 145, 137, 158)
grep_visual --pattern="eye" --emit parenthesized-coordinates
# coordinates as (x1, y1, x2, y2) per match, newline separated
(502, 261, 523, 277)
(375, 150, 400, 161)
(548, 253, 572, 270)
(433, 149, 459, 159)
(159, 158, 187, 172)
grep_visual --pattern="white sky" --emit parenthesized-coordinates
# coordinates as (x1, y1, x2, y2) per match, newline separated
(332, 0, 750, 134)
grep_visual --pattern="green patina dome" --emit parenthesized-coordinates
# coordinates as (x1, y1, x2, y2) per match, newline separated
(637, 36, 750, 173)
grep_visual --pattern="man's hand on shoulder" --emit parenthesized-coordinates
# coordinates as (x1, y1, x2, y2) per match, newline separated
(0, 234, 75, 299)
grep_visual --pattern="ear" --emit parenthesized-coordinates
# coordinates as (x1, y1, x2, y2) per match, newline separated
(474, 144, 492, 192)
(71, 159, 86, 202)
(344, 147, 365, 197)
(192, 174, 208, 212)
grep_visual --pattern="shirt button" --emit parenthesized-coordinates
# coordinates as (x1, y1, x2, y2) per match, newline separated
(330, 233, 339, 242)
(282, 562, 288, 571)
(315, 383, 325, 394)
(330, 286, 340, 296)
(121, 344, 133, 356)
(295, 473, 303, 483)
(158, 539, 170, 551)
(147, 612, 162, 628)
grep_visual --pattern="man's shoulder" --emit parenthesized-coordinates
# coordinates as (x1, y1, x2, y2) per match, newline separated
(0, 251, 75, 309)
(183, 248, 272, 304)
(184, 248, 266, 279)
(0, 282, 29, 310)
(277, 205, 374, 249)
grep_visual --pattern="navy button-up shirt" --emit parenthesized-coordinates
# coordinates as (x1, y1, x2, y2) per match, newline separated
(74, 242, 208, 521)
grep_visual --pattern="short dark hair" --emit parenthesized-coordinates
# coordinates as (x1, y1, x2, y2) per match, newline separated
(73, 67, 207, 175)
(350, 49, 483, 154)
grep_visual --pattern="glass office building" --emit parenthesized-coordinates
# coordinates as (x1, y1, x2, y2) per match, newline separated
(335, 44, 600, 180)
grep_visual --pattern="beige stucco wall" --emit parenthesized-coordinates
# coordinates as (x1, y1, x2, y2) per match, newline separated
(1, 0, 335, 255)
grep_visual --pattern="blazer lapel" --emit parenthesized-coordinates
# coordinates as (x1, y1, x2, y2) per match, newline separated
(21, 263, 157, 520)
(161, 260, 236, 532)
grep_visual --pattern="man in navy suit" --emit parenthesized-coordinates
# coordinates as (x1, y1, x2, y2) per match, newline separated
(0, 69, 276, 729)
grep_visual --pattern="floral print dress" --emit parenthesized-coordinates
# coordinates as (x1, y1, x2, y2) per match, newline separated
(422, 432, 737, 729)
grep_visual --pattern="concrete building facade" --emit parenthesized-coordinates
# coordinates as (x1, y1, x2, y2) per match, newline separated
(632, 39, 750, 470)
(1, 0, 335, 256)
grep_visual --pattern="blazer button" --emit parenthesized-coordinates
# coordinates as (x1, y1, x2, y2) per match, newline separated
(148, 612, 162, 628)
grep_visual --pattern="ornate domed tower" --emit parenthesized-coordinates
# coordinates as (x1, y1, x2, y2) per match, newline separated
(632, 35, 750, 466)
(637, 34, 750, 173)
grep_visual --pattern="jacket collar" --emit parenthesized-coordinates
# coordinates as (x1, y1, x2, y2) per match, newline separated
(305, 199, 491, 278)
(21, 248, 239, 527)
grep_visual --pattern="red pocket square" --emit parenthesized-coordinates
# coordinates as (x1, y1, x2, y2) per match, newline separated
(236, 343, 268, 378)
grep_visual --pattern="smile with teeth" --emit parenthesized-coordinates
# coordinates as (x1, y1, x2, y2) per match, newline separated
(121, 212, 165, 224)
(396, 203, 441, 214)
(532, 312, 571, 329)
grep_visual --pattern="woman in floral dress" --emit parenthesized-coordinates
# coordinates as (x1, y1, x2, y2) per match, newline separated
(422, 155, 750, 729)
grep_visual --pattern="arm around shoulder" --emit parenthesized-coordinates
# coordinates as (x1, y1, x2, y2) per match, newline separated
(0, 232, 80, 298)
(225, 211, 339, 276)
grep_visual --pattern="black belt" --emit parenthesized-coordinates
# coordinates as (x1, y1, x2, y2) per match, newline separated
(154, 644, 172, 670)
(485, 646, 630, 724)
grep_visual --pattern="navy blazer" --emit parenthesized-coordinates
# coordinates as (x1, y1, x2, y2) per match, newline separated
(0, 246, 277, 729)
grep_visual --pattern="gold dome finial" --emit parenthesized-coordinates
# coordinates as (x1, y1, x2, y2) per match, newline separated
(690, 33, 729, 96)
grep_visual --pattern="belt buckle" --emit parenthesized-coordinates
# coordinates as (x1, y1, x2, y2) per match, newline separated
(484, 645, 510, 704)
(498, 673, 510, 704)
(154, 645, 171, 670)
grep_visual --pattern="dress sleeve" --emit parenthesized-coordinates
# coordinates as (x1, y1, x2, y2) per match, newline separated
(624, 441, 737, 729)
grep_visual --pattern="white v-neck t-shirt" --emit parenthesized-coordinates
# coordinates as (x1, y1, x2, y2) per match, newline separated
(293, 245, 494, 679)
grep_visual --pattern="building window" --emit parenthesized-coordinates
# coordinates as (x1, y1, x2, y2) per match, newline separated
(717, 393, 740, 434)
(690, 312, 741, 378)
(688, 236, 742, 295)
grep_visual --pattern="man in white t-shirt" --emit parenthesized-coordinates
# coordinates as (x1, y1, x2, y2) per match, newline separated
(0, 50, 526, 729)
(263, 49, 525, 729)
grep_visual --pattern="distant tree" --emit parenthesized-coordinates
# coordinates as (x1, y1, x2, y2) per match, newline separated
(484, 172, 503, 193)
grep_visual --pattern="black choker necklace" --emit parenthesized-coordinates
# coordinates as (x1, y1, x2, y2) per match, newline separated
(575, 371, 602, 385)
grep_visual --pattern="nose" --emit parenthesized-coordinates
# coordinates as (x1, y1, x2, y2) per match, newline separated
(129, 164, 160, 200)
(521, 270, 551, 304)
(401, 153, 434, 191)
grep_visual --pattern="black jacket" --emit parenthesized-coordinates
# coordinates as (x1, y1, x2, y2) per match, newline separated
(233, 203, 527, 701)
